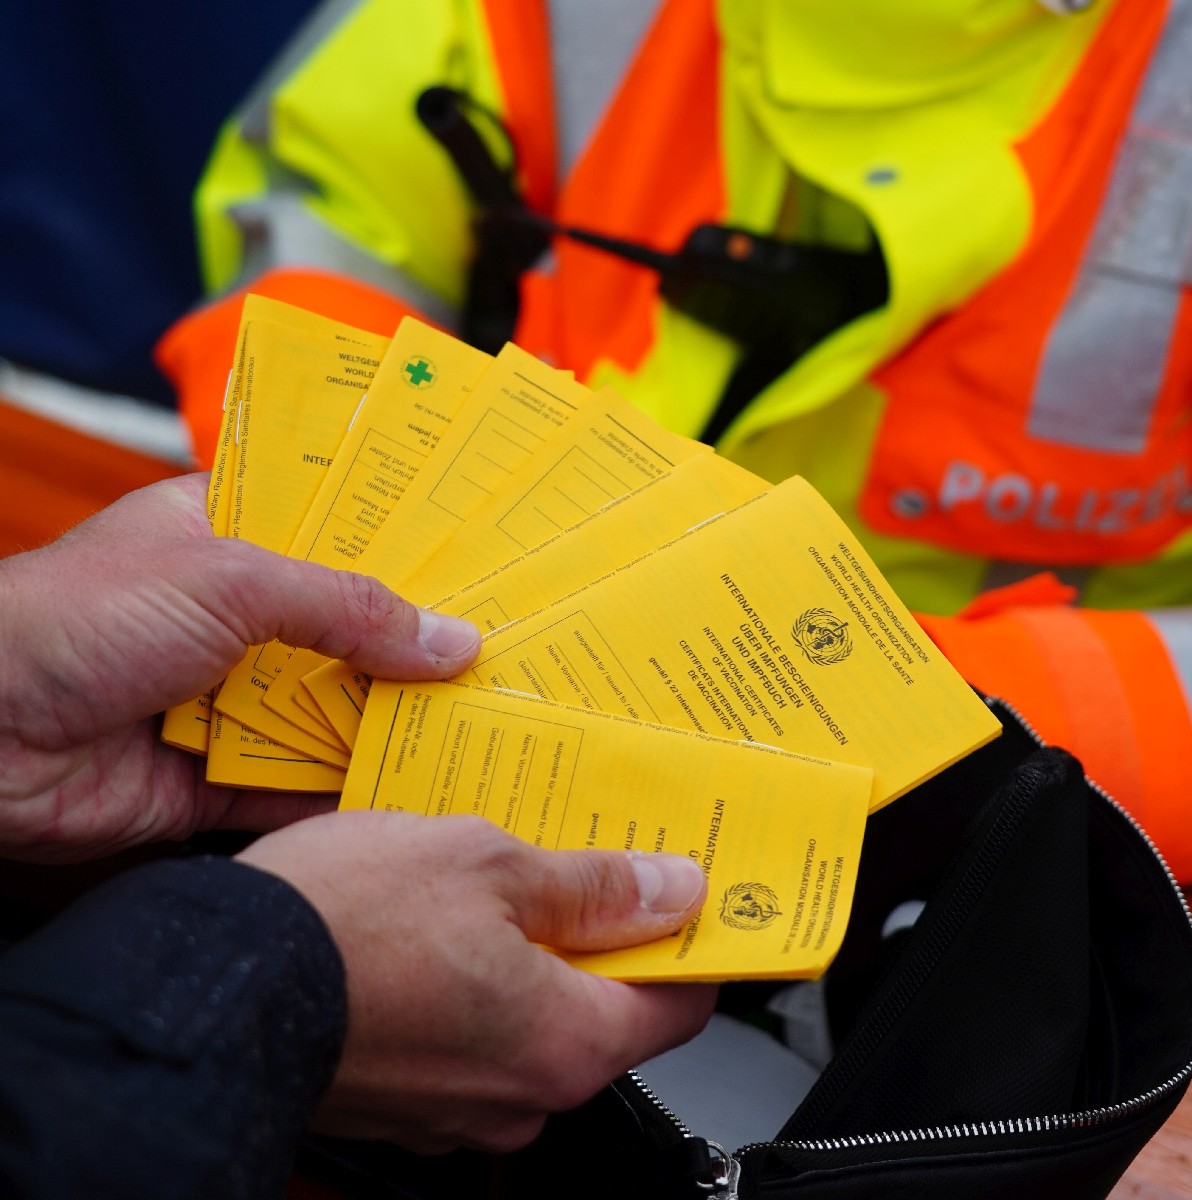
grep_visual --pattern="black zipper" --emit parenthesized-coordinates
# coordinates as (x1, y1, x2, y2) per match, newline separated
(619, 696, 1192, 1200)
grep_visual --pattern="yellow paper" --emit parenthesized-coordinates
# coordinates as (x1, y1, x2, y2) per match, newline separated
(341, 679, 873, 982)
(208, 315, 389, 788)
(205, 711, 346, 792)
(354, 340, 591, 587)
(465, 476, 1002, 810)
(161, 295, 349, 755)
(287, 316, 493, 569)
(157, 299, 1009, 986)
(229, 320, 389, 546)
(433, 455, 771, 633)
(257, 318, 493, 746)
(291, 681, 348, 742)
(298, 452, 770, 751)
(220, 644, 351, 767)
(395, 387, 711, 605)
(305, 343, 592, 744)
(159, 682, 220, 757)
(301, 389, 718, 744)
(219, 295, 355, 530)
(300, 662, 373, 744)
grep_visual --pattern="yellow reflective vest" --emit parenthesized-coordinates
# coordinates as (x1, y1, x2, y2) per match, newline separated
(170, 0, 1192, 877)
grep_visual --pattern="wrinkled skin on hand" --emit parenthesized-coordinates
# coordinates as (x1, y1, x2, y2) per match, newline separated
(0, 474, 716, 1158)
(239, 811, 717, 1155)
(0, 474, 481, 861)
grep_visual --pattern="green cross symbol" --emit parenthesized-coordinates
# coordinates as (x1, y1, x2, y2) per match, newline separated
(403, 358, 435, 388)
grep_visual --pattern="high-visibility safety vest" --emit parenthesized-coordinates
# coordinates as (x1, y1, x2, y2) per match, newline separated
(156, 0, 1192, 880)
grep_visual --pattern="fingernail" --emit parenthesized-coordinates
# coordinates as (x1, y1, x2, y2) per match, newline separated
(629, 852, 706, 914)
(417, 610, 480, 660)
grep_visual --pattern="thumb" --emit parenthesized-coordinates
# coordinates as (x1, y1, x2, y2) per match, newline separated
(200, 541, 482, 678)
(504, 848, 708, 953)
(108, 472, 483, 679)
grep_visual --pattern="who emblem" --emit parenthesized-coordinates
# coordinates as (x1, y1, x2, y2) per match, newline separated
(719, 882, 782, 931)
(792, 608, 852, 666)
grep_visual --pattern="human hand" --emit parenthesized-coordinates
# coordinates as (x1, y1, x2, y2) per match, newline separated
(238, 811, 716, 1154)
(0, 474, 481, 862)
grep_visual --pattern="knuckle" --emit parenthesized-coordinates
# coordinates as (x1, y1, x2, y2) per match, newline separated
(423, 815, 527, 887)
(327, 572, 421, 669)
(457, 815, 524, 868)
(341, 571, 405, 635)
(542, 1069, 603, 1113)
(469, 1113, 548, 1155)
(523, 1028, 617, 1113)
(567, 852, 638, 933)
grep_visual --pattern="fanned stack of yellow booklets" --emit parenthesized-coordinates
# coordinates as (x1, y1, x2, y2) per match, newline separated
(162, 296, 1002, 984)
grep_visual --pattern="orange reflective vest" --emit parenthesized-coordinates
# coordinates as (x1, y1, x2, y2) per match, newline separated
(0, 399, 181, 558)
(863, 0, 1192, 568)
(156, 0, 1192, 881)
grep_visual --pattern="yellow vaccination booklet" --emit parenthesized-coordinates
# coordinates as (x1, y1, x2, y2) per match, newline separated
(341, 680, 873, 982)
(205, 305, 388, 790)
(299, 342, 594, 746)
(462, 476, 1001, 811)
(161, 294, 1003, 982)
(161, 296, 385, 758)
(228, 318, 493, 756)
(300, 394, 731, 750)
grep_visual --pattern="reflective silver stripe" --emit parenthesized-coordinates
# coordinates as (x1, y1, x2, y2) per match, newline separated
(238, 0, 366, 145)
(1035, 0, 1096, 12)
(220, 0, 459, 330)
(1143, 609, 1192, 712)
(980, 559, 1091, 600)
(547, 0, 663, 178)
(224, 185, 460, 331)
(1028, 0, 1192, 453)
(0, 360, 193, 464)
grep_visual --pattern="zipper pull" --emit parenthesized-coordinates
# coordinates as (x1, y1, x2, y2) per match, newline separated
(668, 1137, 741, 1199)
(701, 1141, 740, 1200)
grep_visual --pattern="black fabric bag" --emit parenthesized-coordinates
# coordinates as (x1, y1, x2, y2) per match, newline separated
(299, 697, 1192, 1199)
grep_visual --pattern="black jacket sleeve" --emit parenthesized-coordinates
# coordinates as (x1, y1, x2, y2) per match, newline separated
(0, 855, 347, 1199)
